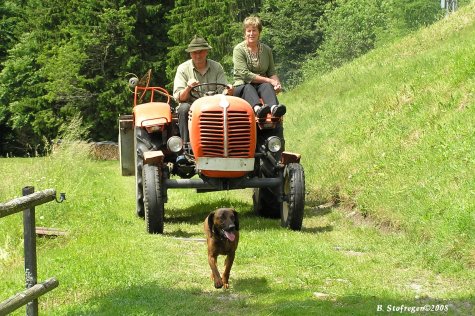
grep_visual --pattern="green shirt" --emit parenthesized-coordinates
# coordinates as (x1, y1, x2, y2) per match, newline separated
(232, 41, 276, 86)
(173, 59, 227, 103)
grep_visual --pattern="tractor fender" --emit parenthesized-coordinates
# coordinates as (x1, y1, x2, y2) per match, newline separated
(280, 151, 301, 165)
(143, 150, 165, 166)
(134, 102, 171, 128)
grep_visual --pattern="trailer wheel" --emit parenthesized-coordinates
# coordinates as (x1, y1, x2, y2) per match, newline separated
(281, 163, 305, 231)
(142, 163, 165, 234)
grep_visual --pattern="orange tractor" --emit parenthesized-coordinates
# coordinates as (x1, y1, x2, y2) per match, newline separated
(119, 73, 305, 234)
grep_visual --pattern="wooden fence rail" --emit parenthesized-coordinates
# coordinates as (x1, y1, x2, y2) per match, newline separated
(0, 188, 56, 218)
(0, 187, 63, 316)
(0, 278, 59, 315)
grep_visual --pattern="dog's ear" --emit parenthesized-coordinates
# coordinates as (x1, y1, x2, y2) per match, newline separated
(208, 212, 215, 233)
(233, 210, 239, 231)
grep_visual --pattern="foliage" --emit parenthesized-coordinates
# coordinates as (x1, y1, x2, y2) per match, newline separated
(260, 0, 326, 88)
(302, 0, 445, 78)
(0, 32, 49, 155)
(0, 0, 172, 156)
(0, 0, 460, 155)
(0, 0, 23, 67)
(380, 0, 444, 41)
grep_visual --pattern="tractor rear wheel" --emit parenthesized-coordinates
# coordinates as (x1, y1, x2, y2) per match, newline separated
(142, 163, 165, 234)
(281, 163, 305, 231)
(252, 187, 280, 218)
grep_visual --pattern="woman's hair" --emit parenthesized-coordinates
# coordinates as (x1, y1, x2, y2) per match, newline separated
(243, 16, 263, 33)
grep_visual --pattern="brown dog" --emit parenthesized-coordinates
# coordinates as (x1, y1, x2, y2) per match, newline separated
(204, 208, 239, 289)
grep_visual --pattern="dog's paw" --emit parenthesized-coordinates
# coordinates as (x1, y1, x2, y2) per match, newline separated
(214, 278, 224, 289)
(222, 276, 230, 289)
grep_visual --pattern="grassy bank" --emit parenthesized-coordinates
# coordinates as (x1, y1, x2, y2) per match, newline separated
(281, 2, 475, 271)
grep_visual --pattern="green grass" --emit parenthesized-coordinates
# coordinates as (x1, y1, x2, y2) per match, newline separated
(281, 1, 475, 273)
(1, 153, 473, 315)
(1, 3, 475, 315)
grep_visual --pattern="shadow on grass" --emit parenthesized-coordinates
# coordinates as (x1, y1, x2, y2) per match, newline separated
(301, 225, 333, 234)
(163, 194, 336, 237)
(303, 201, 334, 219)
(163, 228, 200, 239)
(233, 277, 270, 293)
(63, 282, 474, 315)
(166, 198, 252, 225)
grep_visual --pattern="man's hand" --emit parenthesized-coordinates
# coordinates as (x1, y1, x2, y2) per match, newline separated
(178, 78, 200, 102)
(187, 78, 199, 88)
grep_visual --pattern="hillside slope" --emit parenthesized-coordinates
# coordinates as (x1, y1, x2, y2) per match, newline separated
(281, 2, 475, 268)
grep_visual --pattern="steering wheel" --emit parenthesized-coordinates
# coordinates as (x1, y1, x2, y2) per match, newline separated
(190, 83, 228, 99)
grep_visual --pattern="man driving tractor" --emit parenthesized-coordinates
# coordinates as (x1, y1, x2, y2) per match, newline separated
(173, 36, 233, 144)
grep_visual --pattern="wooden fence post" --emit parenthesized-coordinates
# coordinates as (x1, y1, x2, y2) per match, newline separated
(0, 187, 62, 315)
(22, 186, 38, 316)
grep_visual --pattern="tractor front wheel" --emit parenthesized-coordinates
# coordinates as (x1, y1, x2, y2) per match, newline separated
(142, 163, 165, 234)
(134, 127, 150, 218)
(281, 163, 305, 231)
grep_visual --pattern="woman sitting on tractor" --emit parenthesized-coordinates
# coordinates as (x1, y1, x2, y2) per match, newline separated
(232, 16, 286, 119)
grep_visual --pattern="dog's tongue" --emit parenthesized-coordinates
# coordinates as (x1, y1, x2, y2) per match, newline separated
(224, 231, 235, 242)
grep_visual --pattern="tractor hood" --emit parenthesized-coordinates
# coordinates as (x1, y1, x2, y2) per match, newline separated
(188, 95, 257, 178)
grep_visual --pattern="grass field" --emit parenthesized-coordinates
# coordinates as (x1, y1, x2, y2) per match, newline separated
(0, 153, 473, 315)
(1, 3, 475, 315)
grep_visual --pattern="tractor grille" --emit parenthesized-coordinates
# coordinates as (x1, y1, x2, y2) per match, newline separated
(199, 110, 252, 157)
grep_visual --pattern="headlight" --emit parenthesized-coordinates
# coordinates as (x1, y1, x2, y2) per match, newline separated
(167, 136, 183, 153)
(128, 76, 138, 88)
(266, 136, 282, 153)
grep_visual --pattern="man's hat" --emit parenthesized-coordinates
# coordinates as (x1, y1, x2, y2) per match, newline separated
(185, 36, 212, 52)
